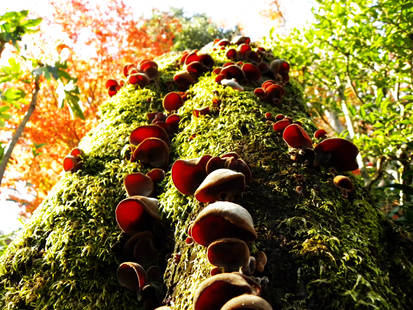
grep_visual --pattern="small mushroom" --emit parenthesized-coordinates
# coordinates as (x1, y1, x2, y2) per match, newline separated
(333, 175, 354, 195)
(314, 128, 327, 139)
(165, 114, 181, 133)
(232, 36, 251, 45)
(174, 71, 196, 90)
(132, 137, 170, 168)
(139, 59, 158, 80)
(207, 238, 250, 272)
(124, 172, 154, 197)
(191, 201, 257, 246)
(187, 61, 208, 78)
(171, 155, 212, 195)
(193, 273, 255, 310)
(129, 125, 169, 146)
(221, 294, 273, 310)
(163, 92, 184, 112)
(255, 251, 267, 273)
(70, 147, 84, 157)
(238, 43, 251, 58)
(226, 48, 238, 60)
(283, 124, 313, 149)
(128, 72, 150, 87)
(273, 118, 291, 132)
(221, 65, 244, 83)
(314, 138, 359, 171)
(242, 63, 261, 82)
(194, 169, 246, 203)
(117, 262, 146, 292)
(146, 168, 165, 183)
(123, 231, 158, 266)
(63, 155, 82, 172)
(115, 196, 160, 235)
(123, 63, 137, 77)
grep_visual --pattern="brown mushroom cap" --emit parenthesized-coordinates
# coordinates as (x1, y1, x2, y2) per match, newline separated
(117, 262, 146, 292)
(123, 231, 158, 266)
(129, 125, 169, 145)
(255, 251, 268, 273)
(221, 65, 245, 82)
(191, 201, 257, 246)
(193, 273, 254, 310)
(194, 168, 246, 203)
(283, 124, 313, 149)
(115, 196, 160, 235)
(171, 155, 212, 195)
(124, 172, 154, 197)
(314, 138, 359, 171)
(132, 137, 170, 168)
(207, 238, 250, 272)
(174, 71, 196, 91)
(221, 294, 273, 310)
(333, 175, 354, 191)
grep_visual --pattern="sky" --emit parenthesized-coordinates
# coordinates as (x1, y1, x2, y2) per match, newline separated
(0, 0, 316, 234)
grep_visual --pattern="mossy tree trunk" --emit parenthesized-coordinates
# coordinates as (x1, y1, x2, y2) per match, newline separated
(1, 43, 412, 310)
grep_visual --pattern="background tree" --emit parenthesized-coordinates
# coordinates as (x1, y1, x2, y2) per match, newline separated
(264, 0, 413, 230)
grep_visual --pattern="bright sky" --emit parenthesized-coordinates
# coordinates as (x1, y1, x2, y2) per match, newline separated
(0, 0, 316, 234)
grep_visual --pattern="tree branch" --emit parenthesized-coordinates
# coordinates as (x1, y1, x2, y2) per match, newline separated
(0, 75, 41, 187)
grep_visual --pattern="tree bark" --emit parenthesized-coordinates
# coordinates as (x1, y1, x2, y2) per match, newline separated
(0, 46, 412, 310)
(0, 75, 40, 187)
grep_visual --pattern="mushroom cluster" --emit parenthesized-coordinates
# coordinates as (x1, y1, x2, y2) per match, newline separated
(62, 147, 84, 172)
(104, 59, 159, 97)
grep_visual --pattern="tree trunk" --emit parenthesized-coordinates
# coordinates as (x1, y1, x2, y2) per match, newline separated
(0, 75, 40, 187)
(0, 45, 412, 310)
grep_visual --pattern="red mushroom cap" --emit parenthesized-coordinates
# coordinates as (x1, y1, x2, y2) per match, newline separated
(174, 71, 196, 91)
(117, 262, 146, 292)
(194, 169, 246, 203)
(262, 80, 276, 91)
(198, 53, 214, 67)
(272, 118, 292, 132)
(123, 63, 137, 77)
(124, 172, 154, 197)
(226, 48, 238, 60)
(221, 65, 244, 82)
(105, 79, 118, 89)
(238, 44, 251, 58)
(254, 88, 266, 99)
(115, 196, 160, 235)
(206, 156, 227, 174)
(242, 63, 261, 82)
(163, 92, 184, 112)
(314, 128, 327, 139)
(232, 36, 251, 45)
(171, 155, 212, 195)
(314, 138, 359, 171)
(128, 72, 150, 87)
(146, 168, 165, 183)
(70, 147, 84, 157)
(187, 61, 208, 78)
(132, 137, 170, 168)
(270, 59, 290, 75)
(283, 124, 313, 149)
(193, 273, 254, 310)
(63, 155, 82, 172)
(165, 114, 181, 133)
(139, 60, 158, 79)
(129, 125, 169, 145)
(217, 39, 230, 46)
(191, 201, 257, 246)
(184, 50, 200, 65)
(265, 83, 285, 101)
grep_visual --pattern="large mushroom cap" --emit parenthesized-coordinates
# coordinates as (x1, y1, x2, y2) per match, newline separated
(221, 294, 273, 310)
(132, 137, 170, 168)
(314, 138, 359, 171)
(283, 124, 313, 149)
(171, 155, 212, 195)
(115, 196, 160, 234)
(129, 125, 169, 145)
(193, 273, 254, 310)
(117, 262, 146, 292)
(194, 168, 246, 203)
(207, 238, 250, 271)
(191, 201, 256, 246)
(163, 92, 184, 112)
(124, 172, 154, 197)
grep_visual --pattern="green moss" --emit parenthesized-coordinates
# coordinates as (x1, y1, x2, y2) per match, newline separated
(1, 42, 412, 310)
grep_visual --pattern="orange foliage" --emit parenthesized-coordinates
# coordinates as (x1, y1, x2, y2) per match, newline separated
(2, 0, 180, 214)
(260, 0, 285, 26)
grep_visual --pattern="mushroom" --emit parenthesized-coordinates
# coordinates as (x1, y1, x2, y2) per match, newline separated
(117, 262, 146, 292)
(238, 43, 251, 59)
(242, 63, 261, 82)
(193, 273, 255, 310)
(232, 36, 251, 45)
(187, 61, 208, 78)
(146, 168, 165, 183)
(70, 147, 84, 157)
(165, 114, 181, 133)
(221, 65, 244, 83)
(221, 294, 273, 310)
(115, 196, 160, 235)
(174, 71, 196, 91)
(139, 59, 158, 80)
(171, 155, 212, 196)
(273, 118, 291, 132)
(190, 201, 257, 247)
(314, 138, 359, 171)
(123, 231, 158, 266)
(207, 238, 250, 272)
(194, 169, 246, 203)
(128, 72, 150, 87)
(333, 175, 354, 195)
(63, 155, 82, 172)
(129, 125, 169, 146)
(132, 137, 170, 168)
(265, 83, 285, 103)
(123, 63, 137, 77)
(283, 124, 313, 149)
(163, 92, 184, 112)
(255, 251, 267, 273)
(226, 48, 238, 60)
(124, 172, 154, 197)
(314, 128, 327, 139)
